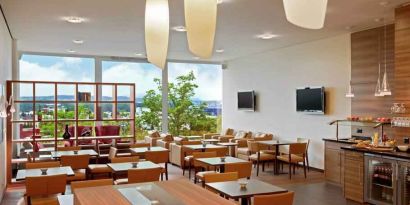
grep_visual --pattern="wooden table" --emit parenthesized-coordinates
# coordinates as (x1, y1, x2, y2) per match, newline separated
(196, 157, 248, 172)
(201, 139, 220, 144)
(217, 142, 238, 157)
(184, 144, 225, 152)
(206, 179, 287, 205)
(50, 149, 99, 158)
(74, 179, 236, 205)
(15, 166, 75, 181)
(129, 146, 168, 155)
(107, 161, 161, 172)
(258, 140, 298, 174)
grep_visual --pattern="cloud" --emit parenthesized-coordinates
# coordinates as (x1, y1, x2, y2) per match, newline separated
(62, 57, 82, 64)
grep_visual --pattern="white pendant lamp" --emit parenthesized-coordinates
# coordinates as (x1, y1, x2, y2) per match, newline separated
(345, 81, 355, 98)
(282, 0, 328, 29)
(184, 0, 218, 58)
(375, 63, 384, 97)
(380, 25, 391, 96)
(145, 0, 169, 69)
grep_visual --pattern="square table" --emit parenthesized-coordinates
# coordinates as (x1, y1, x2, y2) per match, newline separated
(50, 149, 99, 158)
(258, 140, 298, 174)
(15, 166, 75, 181)
(196, 157, 248, 172)
(217, 142, 238, 157)
(129, 146, 168, 155)
(107, 161, 161, 172)
(201, 139, 220, 144)
(206, 179, 287, 205)
(184, 144, 225, 152)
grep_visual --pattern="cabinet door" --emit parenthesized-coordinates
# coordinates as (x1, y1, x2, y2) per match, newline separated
(344, 157, 364, 203)
(325, 148, 341, 184)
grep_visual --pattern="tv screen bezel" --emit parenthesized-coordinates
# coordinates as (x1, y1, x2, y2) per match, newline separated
(296, 86, 325, 114)
(237, 91, 255, 111)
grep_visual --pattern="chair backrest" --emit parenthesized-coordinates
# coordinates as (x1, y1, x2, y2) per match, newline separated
(204, 172, 238, 183)
(205, 147, 228, 157)
(108, 147, 118, 160)
(145, 151, 169, 164)
(224, 162, 252, 179)
(26, 174, 67, 197)
(297, 138, 310, 151)
(224, 128, 234, 136)
(110, 156, 140, 163)
(26, 161, 60, 169)
(130, 143, 150, 148)
(254, 192, 295, 205)
(289, 143, 307, 155)
(181, 140, 202, 145)
(57, 146, 81, 151)
(71, 179, 113, 192)
(60, 155, 90, 169)
(247, 141, 260, 153)
(127, 168, 162, 184)
(193, 151, 217, 167)
(95, 125, 120, 144)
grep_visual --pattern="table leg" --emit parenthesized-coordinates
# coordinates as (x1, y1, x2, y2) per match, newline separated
(230, 146, 236, 157)
(275, 145, 279, 175)
(241, 197, 249, 205)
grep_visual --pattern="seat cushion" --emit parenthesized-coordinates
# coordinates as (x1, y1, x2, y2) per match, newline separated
(88, 164, 111, 173)
(114, 178, 128, 185)
(260, 150, 276, 155)
(249, 153, 275, 161)
(195, 171, 217, 180)
(277, 154, 304, 163)
(237, 147, 249, 155)
(67, 169, 86, 182)
(184, 155, 193, 162)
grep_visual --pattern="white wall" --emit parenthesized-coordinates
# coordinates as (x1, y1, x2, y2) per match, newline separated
(223, 34, 351, 169)
(0, 8, 12, 201)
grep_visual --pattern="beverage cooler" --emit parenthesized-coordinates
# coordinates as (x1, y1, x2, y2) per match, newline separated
(365, 154, 410, 205)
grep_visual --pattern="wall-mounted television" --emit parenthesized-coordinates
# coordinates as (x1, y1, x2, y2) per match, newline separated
(296, 87, 325, 114)
(238, 91, 255, 111)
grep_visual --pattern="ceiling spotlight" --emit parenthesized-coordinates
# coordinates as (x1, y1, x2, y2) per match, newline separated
(66, 49, 76, 53)
(215, 49, 224, 53)
(256, 33, 279, 40)
(374, 18, 383, 22)
(172, 26, 187, 32)
(135, 53, 145, 56)
(72, 39, 84, 44)
(63, 16, 86, 24)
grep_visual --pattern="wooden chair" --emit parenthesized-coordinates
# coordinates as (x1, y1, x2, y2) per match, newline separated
(205, 147, 229, 157)
(61, 155, 90, 182)
(297, 138, 310, 171)
(145, 150, 169, 180)
(204, 172, 238, 192)
(192, 151, 218, 183)
(130, 143, 150, 148)
(71, 179, 113, 192)
(88, 147, 117, 179)
(115, 167, 162, 185)
(26, 161, 60, 169)
(248, 141, 275, 176)
(57, 146, 81, 151)
(224, 161, 252, 179)
(110, 156, 140, 163)
(254, 192, 295, 205)
(25, 174, 67, 205)
(277, 143, 307, 179)
(181, 140, 203, 176)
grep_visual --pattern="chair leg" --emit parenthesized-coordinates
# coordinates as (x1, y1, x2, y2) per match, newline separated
(165, 163, 169, 180)
(289, 163, 292, 179)
(188, 162, 192, 179)
(182, 160, 186, 176)
(303, 161, 307, 178)
(256, 160, 260, 176)
(306, 155, 310, 172)
(293, 164, 296, 174)
(161, 173, 164, 181)
(262, 162, 265, 172)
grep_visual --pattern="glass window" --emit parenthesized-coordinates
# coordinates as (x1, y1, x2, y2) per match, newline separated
(102, 61, 162, 139)
(168, 62, 222, 136)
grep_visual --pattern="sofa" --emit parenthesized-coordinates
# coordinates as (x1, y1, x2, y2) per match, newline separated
(203, 128, 234, 140)
(144, 130, 162, 146)
(156, 134, 175, 149)
(169, 140, 202, 167)
(234, 132, 275, 160)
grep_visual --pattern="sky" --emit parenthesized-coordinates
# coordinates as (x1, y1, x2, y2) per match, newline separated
(19, 55, 222, 101)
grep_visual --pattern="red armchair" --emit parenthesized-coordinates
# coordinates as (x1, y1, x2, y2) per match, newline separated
(68, 126, 93, 145)
(19, 124, 40, 139)
(95, 125, 120, 144)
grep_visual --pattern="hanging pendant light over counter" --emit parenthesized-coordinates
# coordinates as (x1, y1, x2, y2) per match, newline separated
(184, 0, 218, 59)
(145, 0, 170, 69)
(283, 0, 328, 29)
(380, 25, 391, 96)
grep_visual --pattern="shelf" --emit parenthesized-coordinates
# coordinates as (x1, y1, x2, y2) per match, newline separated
(329, 120, 390, 128)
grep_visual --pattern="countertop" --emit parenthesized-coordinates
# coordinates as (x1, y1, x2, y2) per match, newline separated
(322, 138, 357, 144)
(341, 146, 410, 161)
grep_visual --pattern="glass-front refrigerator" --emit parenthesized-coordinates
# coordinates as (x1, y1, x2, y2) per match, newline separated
(398, 161, 410, 205)
(365, 154, 397, 205)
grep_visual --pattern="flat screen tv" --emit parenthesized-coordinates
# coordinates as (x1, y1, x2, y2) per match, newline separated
(296, 87, 325, 114)
(238, 91, 255, 111)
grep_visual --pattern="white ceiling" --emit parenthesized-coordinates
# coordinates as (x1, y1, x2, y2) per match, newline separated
(1, 0, 409, 63)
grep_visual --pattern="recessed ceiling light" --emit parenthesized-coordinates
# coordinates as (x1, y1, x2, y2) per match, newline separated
(67, 49, 76, 53)
(135, 53, 145, 56)
(217, 0, 224, 4)
(72, 39, 84, 44)
(63, 16, 86, 24)
(172, 26, 186, 32)
(215, 49, 224, 53)
(374, 18, 383, 22)
(256, 33, 279, 40)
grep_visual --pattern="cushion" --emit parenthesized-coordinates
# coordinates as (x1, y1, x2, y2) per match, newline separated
(195, 171, 217, 180)
(88, 164, 111, 173)
(234, 131, 247, 139)
(67, 169, 86, 182)
(149, 131, 161, 138)
(175, 137, 188, 145)
(184, 155, 193, 162)
(277, 154, 304, 163)
(162, 134, 174, 142)
(114, 178, 128, 185)
(249, 153, 275, 161)
(237, 147, 249, 155)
